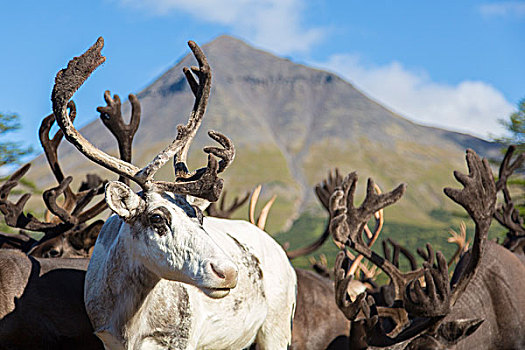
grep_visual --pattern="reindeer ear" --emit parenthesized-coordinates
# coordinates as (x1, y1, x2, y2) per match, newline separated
(438, 318, 484, 345)
(105, 181, 145, 220)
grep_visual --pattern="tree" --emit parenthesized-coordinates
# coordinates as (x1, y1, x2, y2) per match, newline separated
(0, 112, 32, 167)
(0, 112, 35, 233)
(495, 98, 525, 151)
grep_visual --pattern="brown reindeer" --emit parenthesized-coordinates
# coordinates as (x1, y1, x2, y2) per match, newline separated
(330, 149, 525, 349)
(0, 250, 102, 350)
(0, 165, 104, 348)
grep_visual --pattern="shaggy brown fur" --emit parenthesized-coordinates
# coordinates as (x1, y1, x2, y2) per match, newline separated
(0, 250, 103, 350)
(291, 268, 351, 350)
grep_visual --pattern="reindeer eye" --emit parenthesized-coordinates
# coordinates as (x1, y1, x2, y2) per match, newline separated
(150, 213, 164, 224)
(46, 248, 61, 258)
(149, 212, 170, 236)
(148, 208, 171, 236)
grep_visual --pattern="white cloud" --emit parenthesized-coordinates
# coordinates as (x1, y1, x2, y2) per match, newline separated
(479, 1, 525, 17)
(314, 54, 514, 139)
(118, 0, 325, 54)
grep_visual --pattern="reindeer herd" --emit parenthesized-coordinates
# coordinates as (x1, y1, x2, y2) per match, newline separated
(0, 38, 523, 350)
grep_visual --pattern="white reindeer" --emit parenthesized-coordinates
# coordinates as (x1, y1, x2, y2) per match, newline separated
(51, 37, 296, 350)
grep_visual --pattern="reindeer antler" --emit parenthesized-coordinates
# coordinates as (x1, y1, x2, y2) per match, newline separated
(206, 190, 250, 218)
(0, 231, 37, 251)
(330, 149, 495, 347)
(248, 185, 277, 230)
(1, 44, 150, 253)
(97, 90, 140, 185)
(39, 100, 108, 223)
(493, 145, 525, 252)
(329, 172, 413, 303)
(447, 222, 470, 267)
(444, 149, 496, 305)
(0, 164, 73, 235)
(284, 169, 384, 260)
(52, 38, 232, 202)
(404, 251, 451, 317)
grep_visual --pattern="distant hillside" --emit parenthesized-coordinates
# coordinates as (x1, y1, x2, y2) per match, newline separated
(27, 35, 502, 246)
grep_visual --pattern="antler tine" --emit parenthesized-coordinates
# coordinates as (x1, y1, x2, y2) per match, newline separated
(349, 188, 384, 275)
(173, 41, 211, 169)
(230, 191, 251, 214)
(139, 41, 232, 201)
(447, 222, 470, 267)
(42, 174, 105, 225)
(42, 176, 78, 224)
(495, 200, 525, 237)
(352, 184, 384, 270)
(256, 194, 276, 229)
(334, 250, 367, 320)
(203, 131, 235, 174)
(39, 101, 77, 184)
(286, 228, 332, 259)
(444, 149, 496, 305)
(42, 174, 107, 242)
(329, 172, 423, 303)
(249, 185, 262, 225)
(416, 243, 436, 267)
(358, 260, 381, 284)
(387, 239, 419, 271)
(164, 42, 233, 181)
(37, 177, 106, 248)
(154, 153, 224, 201)
(315, 168, 343, 210)
(97, 90, 141, 185)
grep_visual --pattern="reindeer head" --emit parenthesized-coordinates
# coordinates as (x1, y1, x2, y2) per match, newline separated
(104, 182, 237, 297)
(51, 38, 238, 297)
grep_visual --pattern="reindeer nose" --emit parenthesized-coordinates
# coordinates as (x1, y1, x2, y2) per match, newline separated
(208, 261, 238, 289)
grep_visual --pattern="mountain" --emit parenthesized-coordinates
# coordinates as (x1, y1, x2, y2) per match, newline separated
(27, 35, 501, 240)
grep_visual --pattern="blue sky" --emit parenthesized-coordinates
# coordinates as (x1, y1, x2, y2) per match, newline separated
(1, 0, 523, 155)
